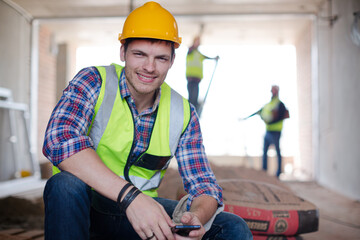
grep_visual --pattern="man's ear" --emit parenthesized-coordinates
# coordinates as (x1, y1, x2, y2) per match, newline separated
(120, 45, 125, 62)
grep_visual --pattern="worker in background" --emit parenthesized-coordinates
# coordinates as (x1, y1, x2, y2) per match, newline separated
(241, 85, 289, 178)
(42, 2, 252, 240)
(186, 36, 219, 113)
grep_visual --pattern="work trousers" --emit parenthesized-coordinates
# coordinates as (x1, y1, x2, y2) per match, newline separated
(44, 171, 253, 240)
(262, 131, 282, 177)
(187, 77, 201, 113)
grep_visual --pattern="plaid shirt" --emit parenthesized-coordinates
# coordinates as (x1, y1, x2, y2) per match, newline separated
(43, 66, 222, 207)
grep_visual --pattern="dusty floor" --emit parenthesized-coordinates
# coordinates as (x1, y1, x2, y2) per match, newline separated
(0, 162, 359, 239)
(285, 181, 360, 240)
(0, 196, 44, 231)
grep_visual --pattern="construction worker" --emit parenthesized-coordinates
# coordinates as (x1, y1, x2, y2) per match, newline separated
(186, 36, 219, 113)
(241, 85, 289, 178)
(42, 2, 252, 240)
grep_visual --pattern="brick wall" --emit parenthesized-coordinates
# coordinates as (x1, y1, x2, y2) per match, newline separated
(37, 26, 57, 164)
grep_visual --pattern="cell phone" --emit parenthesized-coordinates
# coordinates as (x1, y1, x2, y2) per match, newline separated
(171, 225, 201, 236)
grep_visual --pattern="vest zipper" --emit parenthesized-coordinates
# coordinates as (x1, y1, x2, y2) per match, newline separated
(123, 100, 136, 183)
(123, 100, 160, 183)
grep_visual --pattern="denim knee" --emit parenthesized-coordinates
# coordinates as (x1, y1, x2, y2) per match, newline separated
(235, 217, 253, 240)
(44, 171, 91, 203)
(46, 171, 81, 191)
(214, 212, 253, 240)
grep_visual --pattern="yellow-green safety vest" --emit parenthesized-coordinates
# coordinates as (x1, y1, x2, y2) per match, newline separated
(186, 49, 206, 79)
(260, 97, 284, 132)
(54, 63, 190, 197)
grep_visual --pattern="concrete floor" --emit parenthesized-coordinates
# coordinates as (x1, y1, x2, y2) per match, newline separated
(285, 181, 360, 240)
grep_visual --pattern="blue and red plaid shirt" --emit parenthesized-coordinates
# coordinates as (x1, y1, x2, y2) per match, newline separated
(43, 66, 222, 207)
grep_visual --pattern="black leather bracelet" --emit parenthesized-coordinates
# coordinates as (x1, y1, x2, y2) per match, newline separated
(122, 189, 142, 212)
(119, 186, 138, 212)
(117, 182, 132, 206)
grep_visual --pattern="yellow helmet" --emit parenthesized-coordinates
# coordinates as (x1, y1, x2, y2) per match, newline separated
(118, 1, 182, 48)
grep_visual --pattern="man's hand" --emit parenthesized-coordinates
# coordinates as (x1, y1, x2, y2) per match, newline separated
(126, 193, 176, 240)
(174, 212, 205, 240)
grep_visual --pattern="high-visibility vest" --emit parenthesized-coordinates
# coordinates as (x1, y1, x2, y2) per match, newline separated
(260, 97, 284, 132)
(186, 49, 206, 79)
(54, 63, 190, 197)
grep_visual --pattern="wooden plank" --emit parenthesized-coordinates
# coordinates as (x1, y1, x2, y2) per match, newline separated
(16, 230, 44, 239)
(0, 233, 28, 240)
(0, 229, 44, 240)
(32, 236, 44, 240)
(0, 229, 26, 235)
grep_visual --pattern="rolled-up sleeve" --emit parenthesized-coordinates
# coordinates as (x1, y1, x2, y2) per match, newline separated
(42, 67, 101, 166)
(175, 104, 223, 210)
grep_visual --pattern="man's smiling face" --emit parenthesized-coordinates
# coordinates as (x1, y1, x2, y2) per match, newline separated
(121, 39, 175, 98)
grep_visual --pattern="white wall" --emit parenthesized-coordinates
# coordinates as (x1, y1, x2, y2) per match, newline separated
(0, 1, 31, 102)
(0, 1, 32, 180)
(295, 20, 314, 179)
(317, 0, 360, 200)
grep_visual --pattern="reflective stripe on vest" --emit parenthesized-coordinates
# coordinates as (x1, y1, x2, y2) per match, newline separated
(186, 49, 205, 79)
(90, 64, 190, 197)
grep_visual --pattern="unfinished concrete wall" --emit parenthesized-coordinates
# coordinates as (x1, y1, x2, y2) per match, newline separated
(317, 0, 360, 200)
(294, 20, 314, 179)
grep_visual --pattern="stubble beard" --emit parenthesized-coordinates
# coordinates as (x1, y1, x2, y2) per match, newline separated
(125, 69, 160, 98)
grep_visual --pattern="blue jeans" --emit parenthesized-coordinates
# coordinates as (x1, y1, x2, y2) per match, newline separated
(44, 171, 253, 240)
(262, 131, 282, 177)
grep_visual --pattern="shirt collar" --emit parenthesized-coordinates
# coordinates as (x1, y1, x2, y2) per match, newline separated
(119, 68, 131, 99)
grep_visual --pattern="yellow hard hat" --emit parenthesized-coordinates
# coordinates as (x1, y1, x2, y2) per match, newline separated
(118, 1, 182, 48)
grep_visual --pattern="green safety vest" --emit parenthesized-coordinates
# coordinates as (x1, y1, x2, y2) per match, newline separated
(186, 49, 206, 79)
(260, 97, 284, 132)
(54, 63, 190, 197)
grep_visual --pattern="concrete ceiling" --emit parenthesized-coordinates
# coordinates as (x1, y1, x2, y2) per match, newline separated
(9, 0, 325, 18)
(7, 0, 327, 46)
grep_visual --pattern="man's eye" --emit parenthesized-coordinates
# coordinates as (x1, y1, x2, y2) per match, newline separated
(158, 57, 168, 61)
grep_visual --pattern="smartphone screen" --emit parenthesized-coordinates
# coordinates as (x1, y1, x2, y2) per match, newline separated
(171, 225, 201, 236)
